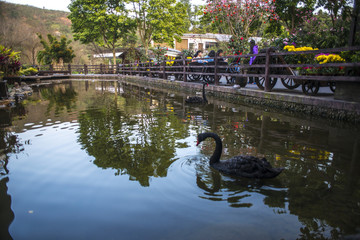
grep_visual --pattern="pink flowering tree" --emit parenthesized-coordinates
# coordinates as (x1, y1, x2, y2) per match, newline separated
(203, 0, 278, 41)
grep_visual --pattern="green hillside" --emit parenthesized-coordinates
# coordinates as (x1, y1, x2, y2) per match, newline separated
(0, 1, 90, 65)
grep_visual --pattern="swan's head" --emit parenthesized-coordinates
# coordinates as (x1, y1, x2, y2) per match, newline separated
(196, 133, 208, 146)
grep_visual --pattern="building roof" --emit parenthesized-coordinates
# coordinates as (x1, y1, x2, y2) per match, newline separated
(182, 34, 262, 43)
(182, 33, 232, 42)
(164, 48, 181, 57)
(93, 52, 123, 58)
(93, 48, 181, 59)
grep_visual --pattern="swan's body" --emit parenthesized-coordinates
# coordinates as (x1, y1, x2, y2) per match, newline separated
(196, 132, 284, 178)
(185, 83, 208, 104)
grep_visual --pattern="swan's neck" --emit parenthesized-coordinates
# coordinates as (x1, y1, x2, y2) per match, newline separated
(208, 133, 222, 164)
(202, 84, 207, 102)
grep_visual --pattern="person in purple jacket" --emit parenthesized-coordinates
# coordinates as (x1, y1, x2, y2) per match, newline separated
(249, 39, 258, 65)
(249, 39, 258, 83)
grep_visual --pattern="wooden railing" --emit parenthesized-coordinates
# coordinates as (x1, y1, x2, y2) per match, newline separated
(36, 46, 360, 94)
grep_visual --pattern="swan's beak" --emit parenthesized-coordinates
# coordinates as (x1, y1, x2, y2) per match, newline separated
(196, 140, 200, 146)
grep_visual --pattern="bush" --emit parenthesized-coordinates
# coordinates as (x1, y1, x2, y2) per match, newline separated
(0, 45, 21, 78)
(19, 67, 38, 76)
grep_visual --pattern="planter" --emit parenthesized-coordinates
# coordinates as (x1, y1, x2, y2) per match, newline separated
(3, 75, 21, 84)
(0, 80, 9, 99)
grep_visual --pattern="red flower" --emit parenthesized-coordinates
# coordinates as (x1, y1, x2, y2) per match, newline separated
(240, 37, 243, 40)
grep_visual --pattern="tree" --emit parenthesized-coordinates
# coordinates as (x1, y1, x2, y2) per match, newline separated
(179, 0, 204, 32)
(274, 0, 316, 33)
(203, 0, 278, 40)
(68, 0, 136, 66)
(37, 34, 76, 65)
(130, 0, 188, 54)
(317, 0, 353, 27)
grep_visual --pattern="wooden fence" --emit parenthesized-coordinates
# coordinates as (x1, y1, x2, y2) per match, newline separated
(37, 45, 360, 95)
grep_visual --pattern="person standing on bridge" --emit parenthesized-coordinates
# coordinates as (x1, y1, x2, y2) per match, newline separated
(249, 39, 258, 65)
(249, 39, 258, 84)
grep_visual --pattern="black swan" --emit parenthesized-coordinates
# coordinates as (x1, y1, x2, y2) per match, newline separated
(196, 132, 284, 178)
(185, 83, 208, 104)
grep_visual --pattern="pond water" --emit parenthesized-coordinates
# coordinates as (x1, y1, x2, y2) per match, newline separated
(0, 79, 359, 240)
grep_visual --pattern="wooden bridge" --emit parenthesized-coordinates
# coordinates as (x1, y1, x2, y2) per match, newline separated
(31, 45, 360, 102)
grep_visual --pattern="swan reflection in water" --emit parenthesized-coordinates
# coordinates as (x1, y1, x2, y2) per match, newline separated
(185, 83, 208, 104)
(190, 155, 287, 210)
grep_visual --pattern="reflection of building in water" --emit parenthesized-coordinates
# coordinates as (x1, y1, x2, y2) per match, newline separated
(95, 86, 124, 94)
(94, 81, 124, 94)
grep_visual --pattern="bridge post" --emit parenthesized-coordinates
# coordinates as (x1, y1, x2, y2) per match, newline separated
(162, 59, 166, 79)
(68, 64, 71, 75)
(214, 53, 219, 85)
(264, 48, 271, 92)
(182, 55, 187, 82)
(84, 64, 88, 75)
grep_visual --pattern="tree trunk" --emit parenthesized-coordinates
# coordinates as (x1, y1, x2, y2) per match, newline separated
(349, 0, 359, 46)
(112, 48, 117, 73)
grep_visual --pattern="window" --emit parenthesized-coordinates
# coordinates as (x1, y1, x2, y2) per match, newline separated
(205, 42, 217, 49)
(189, 43, 194, 50)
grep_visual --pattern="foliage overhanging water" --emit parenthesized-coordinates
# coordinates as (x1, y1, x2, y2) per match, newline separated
(0, 79, 359, 240)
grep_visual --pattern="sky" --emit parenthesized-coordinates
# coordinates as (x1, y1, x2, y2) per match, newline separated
(3, 0, 206, 12)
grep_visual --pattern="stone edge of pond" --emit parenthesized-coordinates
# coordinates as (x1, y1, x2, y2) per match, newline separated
(70, 75, 360, 123)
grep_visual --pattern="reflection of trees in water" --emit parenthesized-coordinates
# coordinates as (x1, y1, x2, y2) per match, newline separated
(0, 107, 25, 177)
(40, 83, 77, 115)
(0, 129, 23, 175)
(77, 84, 189, 187)
(0, 177, 14, 240)
(285, 140, 360, 239)
(0, 107, 25, 239)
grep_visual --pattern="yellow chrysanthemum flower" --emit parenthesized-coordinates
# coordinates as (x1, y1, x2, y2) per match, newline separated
(316, 54, 345, 64)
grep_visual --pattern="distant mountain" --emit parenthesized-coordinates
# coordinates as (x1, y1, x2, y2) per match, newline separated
(0, 1, 90, 65)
